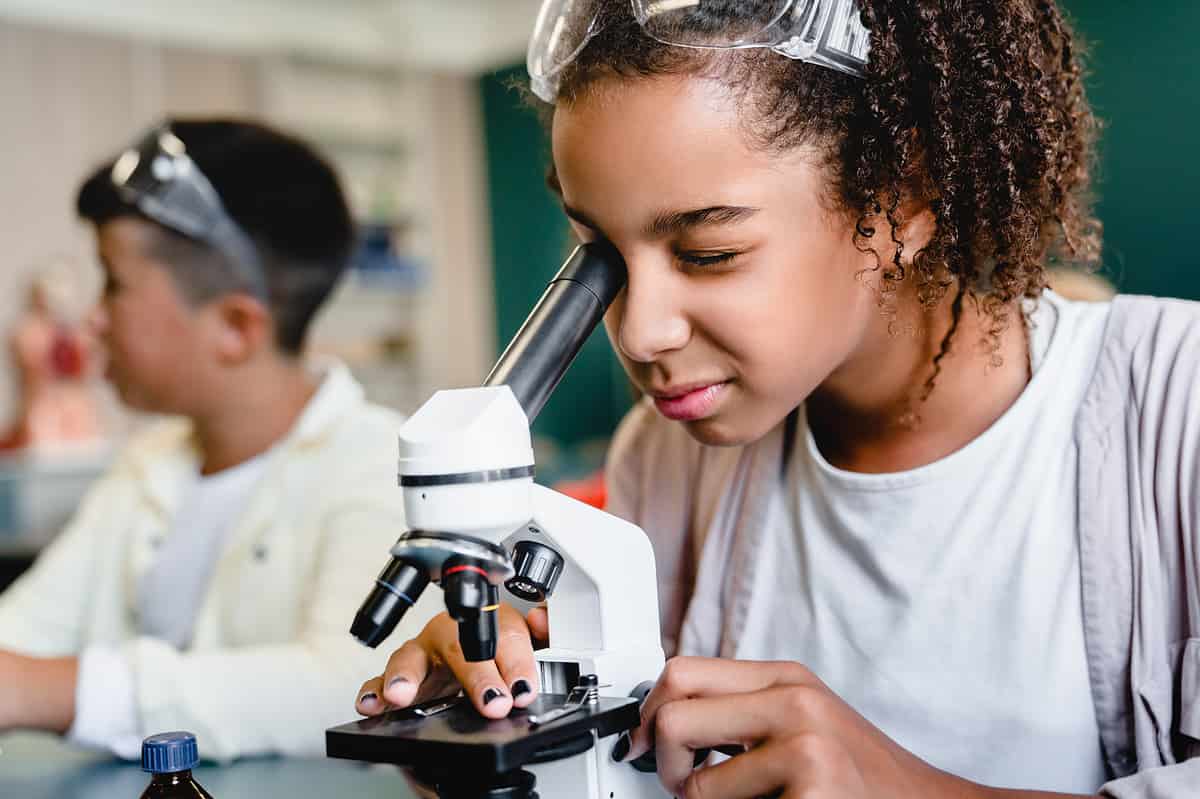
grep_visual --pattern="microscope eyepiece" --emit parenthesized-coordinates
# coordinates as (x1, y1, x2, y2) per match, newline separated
(442, 556, 501, 662)
(350, 557, 431, 648)
(484, 241, 627, 423)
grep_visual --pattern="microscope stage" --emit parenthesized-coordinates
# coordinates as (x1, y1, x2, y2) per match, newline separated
(326, 693, 640, 774)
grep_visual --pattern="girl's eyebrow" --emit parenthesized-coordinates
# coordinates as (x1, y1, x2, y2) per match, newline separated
(645, 205, 759, 237)
(561, 203, 759, 236)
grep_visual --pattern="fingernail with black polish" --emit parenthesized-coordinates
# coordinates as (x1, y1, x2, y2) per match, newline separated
(483, 688, 504, 705)
(512, 679, 531, 698)
(611, 732, 631, 762)
(359, 692, 378, 706)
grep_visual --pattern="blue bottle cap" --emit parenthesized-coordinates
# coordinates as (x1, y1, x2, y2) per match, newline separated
(141, 731, 199, 773)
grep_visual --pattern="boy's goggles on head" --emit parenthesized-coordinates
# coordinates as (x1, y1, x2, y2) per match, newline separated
(109, 124, 269, 301)
(528, 0, 871, 103)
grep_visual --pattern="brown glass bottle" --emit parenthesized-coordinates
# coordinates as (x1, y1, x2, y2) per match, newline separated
(140, 770, 213, 798)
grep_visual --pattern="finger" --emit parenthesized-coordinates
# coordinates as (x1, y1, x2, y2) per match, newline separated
(356, 676, 386, 716)
(424, 615, 513, 719)
(526, 606, 549, 645)
(652, 689, 809, 791)
(493, 606, 540, 708)
(628, 658, 819, 761)
(680, 740, 800, 799)
(381, 638, 434, 708)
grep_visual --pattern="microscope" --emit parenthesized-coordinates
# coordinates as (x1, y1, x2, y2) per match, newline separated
(326, 241, 668, 799)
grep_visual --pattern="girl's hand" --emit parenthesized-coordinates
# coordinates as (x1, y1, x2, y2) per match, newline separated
(354, 605, 548, 720)
(622, 657, 1013, 799)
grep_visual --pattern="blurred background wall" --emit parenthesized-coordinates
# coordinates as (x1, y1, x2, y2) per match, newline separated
(1066, 3, 1200, 300)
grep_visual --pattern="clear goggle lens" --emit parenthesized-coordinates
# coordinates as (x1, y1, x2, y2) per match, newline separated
(633, 0, 795, 48)
(527, 0, 870, 102)
(109, 125, 268, 300)
(527, 0, 602, 102)
(635, 0, 869, 74)
(111, 129, 222, 239)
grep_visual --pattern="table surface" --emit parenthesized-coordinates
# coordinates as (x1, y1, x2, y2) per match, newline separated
(0, 732, 417, 799)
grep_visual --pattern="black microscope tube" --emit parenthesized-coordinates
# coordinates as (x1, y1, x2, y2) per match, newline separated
(484, 240, 626, 423)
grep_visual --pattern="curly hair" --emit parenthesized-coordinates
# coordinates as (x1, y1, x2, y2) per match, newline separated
(549, 0, 1101, 393)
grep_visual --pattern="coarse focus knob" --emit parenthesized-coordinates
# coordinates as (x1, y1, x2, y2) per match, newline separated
(505, 540, 565, 602)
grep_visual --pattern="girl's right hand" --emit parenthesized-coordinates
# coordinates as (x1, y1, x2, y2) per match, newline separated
(354, 604, 548, 720)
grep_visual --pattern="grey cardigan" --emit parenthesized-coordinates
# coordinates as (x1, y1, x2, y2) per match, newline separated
(606, 295, 1200, 797)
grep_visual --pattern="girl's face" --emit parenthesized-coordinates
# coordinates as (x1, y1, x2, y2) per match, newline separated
(553, 74, 887, 446)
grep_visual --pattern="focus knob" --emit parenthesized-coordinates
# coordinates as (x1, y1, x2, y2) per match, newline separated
(505, 540, 564, 602)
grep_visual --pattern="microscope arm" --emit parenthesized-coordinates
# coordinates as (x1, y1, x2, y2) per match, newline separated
(524, 483, 661, 655)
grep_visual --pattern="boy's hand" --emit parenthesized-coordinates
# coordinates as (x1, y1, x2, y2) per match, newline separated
(355, 605, 548, 721)
(0, 650, 77, 732)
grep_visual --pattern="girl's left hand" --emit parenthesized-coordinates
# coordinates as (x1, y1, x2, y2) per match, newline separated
(621, 657, 995, 799)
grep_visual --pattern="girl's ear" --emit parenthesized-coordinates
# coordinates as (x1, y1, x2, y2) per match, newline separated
(894, 130, 938, 261)
(898, 204, 937, 261)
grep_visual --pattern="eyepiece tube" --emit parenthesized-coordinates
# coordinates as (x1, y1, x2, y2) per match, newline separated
(350, 557, 430, 648)
(484, 240, 627, 423)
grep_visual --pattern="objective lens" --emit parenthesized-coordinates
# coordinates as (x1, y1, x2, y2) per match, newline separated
(442, 557, 501, 662)
(350, 557, 430, 648)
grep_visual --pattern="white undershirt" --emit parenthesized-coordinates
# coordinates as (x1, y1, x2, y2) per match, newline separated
(68, 452, 269, 757)
(737, 292, 1113, 793)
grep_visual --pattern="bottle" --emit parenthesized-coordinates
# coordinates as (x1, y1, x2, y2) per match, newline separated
(139, 731, 213, 798)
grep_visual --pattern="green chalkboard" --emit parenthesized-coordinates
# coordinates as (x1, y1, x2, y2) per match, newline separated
(1063, 2, 1200, 300)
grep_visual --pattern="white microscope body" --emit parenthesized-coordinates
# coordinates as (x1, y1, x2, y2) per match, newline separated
(395, 385, 666, 798)
(334, 242, 668, 798)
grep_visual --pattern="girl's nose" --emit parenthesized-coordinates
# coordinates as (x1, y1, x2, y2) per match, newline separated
(616, 261, 690, 363)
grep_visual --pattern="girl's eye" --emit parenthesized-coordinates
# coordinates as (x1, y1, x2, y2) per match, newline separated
(677, 251, 739, 268)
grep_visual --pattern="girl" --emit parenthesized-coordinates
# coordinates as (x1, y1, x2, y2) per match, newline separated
(357, 2, 1200, 797)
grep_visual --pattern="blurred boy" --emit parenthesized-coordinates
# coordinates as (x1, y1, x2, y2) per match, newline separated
(0, 119, 404, 760)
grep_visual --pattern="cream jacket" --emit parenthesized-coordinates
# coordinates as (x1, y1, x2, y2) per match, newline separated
(0, 363, 408, 760)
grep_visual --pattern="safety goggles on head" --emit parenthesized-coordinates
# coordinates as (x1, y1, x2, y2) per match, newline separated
(528, 0, 871, 103)
(110, 123, 269, 301)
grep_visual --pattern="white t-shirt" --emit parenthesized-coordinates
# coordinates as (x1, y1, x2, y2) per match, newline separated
(737, 292, 1112, 793)
(138, 454, 270, 647)
(69, 452, 269, 757)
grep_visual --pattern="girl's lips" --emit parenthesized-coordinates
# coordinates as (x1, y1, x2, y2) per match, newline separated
(652, 382, 729, 422)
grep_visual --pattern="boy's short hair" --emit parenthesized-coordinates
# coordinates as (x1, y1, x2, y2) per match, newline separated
(77, 118, 355, 354)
